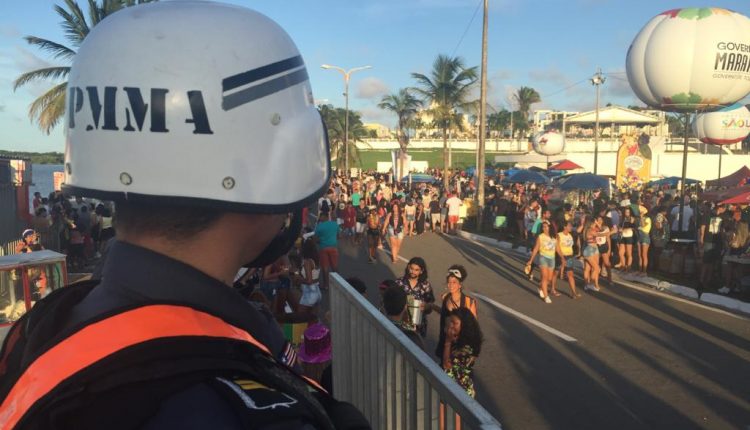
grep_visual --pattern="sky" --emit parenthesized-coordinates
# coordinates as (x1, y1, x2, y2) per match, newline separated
(1, 0, 749, 152)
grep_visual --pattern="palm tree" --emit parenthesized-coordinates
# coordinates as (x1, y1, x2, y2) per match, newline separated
(13, 0, 157, 134)
(513, 86, 541, 133)
(412, 55, 478, 190)
(487, 109, 511, 138)
(319, 104, 366, 171)
(378, 88, 421, 154)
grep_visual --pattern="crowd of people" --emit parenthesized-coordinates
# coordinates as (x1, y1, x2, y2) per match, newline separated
(226, 170, 488, 400)
(488, 183, 750, 298)
(20, 191, 115, 270)
(11, 166, 750, 402)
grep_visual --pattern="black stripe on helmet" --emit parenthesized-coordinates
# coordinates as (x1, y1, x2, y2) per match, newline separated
(222, 55, 304, 92)
(222, 68, 308, 111)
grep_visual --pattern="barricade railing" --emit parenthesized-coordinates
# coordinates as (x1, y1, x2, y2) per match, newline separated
(0, 239, 22, 256)
(330, 273, 502, 430)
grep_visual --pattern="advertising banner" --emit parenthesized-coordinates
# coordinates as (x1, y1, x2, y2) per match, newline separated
(616, 134, 652, 190)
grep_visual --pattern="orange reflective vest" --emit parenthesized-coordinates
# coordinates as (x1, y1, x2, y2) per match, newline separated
(0, 304, 297, 429)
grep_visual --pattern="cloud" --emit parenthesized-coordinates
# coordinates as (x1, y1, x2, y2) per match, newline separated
(13, 46, 54, 73)
(0, 24, 20, 38)
(603, 71, 635, 98)
(487, 69, 513, 108)
(358, 106, 394, 126)
(491, 69, 512, 81)
(528, 65, 571, 88)
(355, 77, 390, 100)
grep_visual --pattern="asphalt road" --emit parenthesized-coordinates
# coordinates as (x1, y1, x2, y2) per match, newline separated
(333, 231, 750, 430)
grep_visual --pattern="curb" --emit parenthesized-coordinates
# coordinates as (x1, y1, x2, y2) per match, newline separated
(456, 230, 749, 316)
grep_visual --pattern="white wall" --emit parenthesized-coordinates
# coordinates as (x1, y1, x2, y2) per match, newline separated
(494, 152, 750, 182)
(376, 161, 429, 174)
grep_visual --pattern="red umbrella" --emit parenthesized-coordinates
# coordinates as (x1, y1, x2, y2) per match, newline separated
(549, 159, 583, 171)
(720, 191, 750, 205)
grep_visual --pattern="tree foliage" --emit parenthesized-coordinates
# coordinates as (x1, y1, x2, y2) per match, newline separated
(513, 86, 541, 129)
(0, 151, 64, 164)
(411, 55, 477, 188)
(318, 104, 368, 170)
(14, 0, 158, 134)
(378, 88, 421, 153)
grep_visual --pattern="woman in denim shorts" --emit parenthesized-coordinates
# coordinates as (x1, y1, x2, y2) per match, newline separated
(638, 214, 652, 276)
(582, 219, 601, 292)
(526, 221, 557, 303)
(553, 221, 580, 298)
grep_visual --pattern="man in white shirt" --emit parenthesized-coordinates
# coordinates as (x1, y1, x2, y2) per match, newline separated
(446, 193, 462, 234)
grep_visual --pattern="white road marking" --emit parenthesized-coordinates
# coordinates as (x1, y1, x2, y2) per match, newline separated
(379, 248, 409, 263)
(474, 293, 578, 342)
(451, 234, 749, 321)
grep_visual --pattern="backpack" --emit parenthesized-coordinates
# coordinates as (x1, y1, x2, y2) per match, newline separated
(0, 281, 366, 430)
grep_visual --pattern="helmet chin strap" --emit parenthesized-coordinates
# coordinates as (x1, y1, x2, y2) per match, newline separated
(244, 210, 303, 268)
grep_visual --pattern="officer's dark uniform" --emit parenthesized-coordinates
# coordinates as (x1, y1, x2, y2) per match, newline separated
(71, 241, 300, 428)
(0, 240, 368, 429)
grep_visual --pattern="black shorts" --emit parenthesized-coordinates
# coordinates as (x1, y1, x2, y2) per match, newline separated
(620, 236, 635, 245)
(367, 228, 380, 237)
(703, 248, 721, 263)
(598, 243, 609, 254)
(100, 227, 115, 242)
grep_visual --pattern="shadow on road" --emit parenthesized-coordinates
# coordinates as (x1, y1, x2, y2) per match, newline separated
(475, 309, 704, 430)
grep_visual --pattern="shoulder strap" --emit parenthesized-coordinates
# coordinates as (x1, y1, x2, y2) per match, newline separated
(1, 301, 337, 430)
(0, 279, 100, 391)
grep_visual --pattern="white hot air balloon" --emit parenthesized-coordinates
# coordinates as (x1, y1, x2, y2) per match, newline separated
(626, 7, 750, 112)
(532, 130, 564, 156)
(693, 103, 750, 145)
(693, 103, 750, 179)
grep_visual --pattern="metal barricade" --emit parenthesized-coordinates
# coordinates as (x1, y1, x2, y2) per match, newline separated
(330, 273, 502, 430)
(1, 239, 22, 256)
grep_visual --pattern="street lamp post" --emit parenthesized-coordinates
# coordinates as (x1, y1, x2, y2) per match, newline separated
(321, 64, 372, 177)
(591, 67, 606, 174)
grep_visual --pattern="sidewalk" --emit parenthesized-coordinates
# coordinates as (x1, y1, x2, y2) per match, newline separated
(455, 229, 750, 317)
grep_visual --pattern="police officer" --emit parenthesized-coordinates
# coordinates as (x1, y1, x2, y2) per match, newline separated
(0, 2, 368, 429)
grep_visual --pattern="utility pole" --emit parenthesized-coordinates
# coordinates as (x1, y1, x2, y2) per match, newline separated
(591, 67, 605, 174)
(321, 64, 372, 177)
(477, 0, 489, 231)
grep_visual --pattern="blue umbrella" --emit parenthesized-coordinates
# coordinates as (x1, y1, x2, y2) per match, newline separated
(558, 173, 609, 191)
(647, 176, 699, 188)
(503, 169, 549, 184)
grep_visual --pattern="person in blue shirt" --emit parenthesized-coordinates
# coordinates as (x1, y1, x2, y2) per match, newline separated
(314, 212, 340, 290)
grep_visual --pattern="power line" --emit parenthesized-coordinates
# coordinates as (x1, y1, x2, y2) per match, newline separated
(540, 78, 588, 99)
(451, 0, 483, 57)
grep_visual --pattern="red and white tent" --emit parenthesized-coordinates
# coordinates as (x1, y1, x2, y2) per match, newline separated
(548, 159, 583, 171)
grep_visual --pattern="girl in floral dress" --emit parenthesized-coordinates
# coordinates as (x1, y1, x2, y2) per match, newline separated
(442, 307, 483, 398)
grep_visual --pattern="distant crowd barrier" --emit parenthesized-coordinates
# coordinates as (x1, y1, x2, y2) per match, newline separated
(330, 273, 502, 429)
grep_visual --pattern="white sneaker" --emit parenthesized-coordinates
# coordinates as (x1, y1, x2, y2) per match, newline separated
(584, 283, 600, 292)
(717, 286, 730, 294)
(544, 296, 552, 304)
(538, 289, 544, 299)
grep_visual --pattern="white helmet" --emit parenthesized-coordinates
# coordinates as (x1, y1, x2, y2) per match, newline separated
(62, 1, 329, 214)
